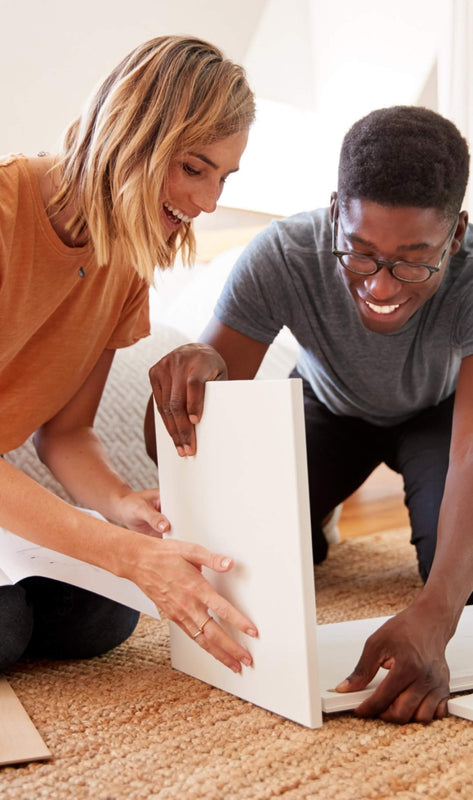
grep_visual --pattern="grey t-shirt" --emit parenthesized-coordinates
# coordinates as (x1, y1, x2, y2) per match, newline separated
(215, 208, 473, 426)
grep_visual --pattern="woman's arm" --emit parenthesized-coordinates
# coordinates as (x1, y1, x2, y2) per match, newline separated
(34, 349, 167, 535)
(0, 456, 256, 670)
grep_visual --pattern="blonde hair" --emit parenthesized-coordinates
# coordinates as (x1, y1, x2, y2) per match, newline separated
(52, 36, 255, 283)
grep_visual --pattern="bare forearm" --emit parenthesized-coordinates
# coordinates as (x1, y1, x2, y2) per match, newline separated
(0, 458, 258, 673)
(0, 457, 138, 574)
(34, 426, 133, 524)
(418, 459, 473, 633)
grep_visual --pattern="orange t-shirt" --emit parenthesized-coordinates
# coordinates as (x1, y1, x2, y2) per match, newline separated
(0, 154, 150, 452)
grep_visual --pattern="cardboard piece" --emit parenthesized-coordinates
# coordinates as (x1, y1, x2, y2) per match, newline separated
(0, 677, 51, 765)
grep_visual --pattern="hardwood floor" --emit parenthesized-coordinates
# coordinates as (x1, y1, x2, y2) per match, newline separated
(338, 463, 410, 539)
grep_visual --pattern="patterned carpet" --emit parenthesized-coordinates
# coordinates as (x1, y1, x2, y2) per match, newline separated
(2, 528, 473, 800)
(3, 334, 473, 798)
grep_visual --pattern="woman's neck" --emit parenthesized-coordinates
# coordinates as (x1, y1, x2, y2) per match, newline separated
(30, 154, 88, 248)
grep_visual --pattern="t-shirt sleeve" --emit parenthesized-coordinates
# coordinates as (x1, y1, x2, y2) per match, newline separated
(214, 223, 291, 344)
(106, 275, 150, 349)
(451, 243, 473, 358)
(455, 289, 473, 359)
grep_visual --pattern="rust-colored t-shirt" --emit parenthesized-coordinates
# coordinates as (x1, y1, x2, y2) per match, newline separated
(0, 154, 150, 452)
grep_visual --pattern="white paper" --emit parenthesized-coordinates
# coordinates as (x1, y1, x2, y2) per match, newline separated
(0, 513, 159, 619)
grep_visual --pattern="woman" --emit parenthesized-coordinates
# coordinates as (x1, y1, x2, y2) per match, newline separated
(0, 35, 257, 672)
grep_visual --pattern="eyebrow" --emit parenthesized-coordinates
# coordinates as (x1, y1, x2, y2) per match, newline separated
(188, 152, 240, 175)
(344, 230, 434, 253)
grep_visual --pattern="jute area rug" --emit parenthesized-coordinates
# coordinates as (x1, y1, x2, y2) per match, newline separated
(2, 527, 473, 800)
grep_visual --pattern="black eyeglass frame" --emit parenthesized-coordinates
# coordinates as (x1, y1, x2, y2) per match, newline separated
(331, 200, 458, 284)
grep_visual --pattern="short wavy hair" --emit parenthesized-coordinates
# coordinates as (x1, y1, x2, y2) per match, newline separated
(337, 106, 470, 220)
(52, 36, 255, 283)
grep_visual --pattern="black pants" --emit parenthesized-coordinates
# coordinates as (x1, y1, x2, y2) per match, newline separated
(0, 577, 140, 671)
(298, 371, 453, 584)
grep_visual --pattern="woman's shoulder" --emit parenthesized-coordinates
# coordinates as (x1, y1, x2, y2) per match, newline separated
(0, 152, 52, 201)
(0, 155, 28, 232)
(0, 152, 26, 185)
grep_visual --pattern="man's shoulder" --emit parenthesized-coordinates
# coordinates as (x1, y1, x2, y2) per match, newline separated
(251, 207, 331, 259)
(272, 207, 330, 237)
(462, 222, 473, 255)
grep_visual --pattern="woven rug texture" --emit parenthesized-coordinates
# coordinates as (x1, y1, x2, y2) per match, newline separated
(2, 527, 473, 800)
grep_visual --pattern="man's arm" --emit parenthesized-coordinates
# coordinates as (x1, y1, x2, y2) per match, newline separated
(145, 318, 269, 460)
(336, 352, 473, 723)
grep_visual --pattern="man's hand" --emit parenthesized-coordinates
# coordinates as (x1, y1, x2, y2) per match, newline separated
(335, 605, 451, 723)
(148, 343, 227, 457)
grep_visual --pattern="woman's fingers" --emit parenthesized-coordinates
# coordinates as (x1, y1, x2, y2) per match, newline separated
(136, 537, 258, 671)
(164, 539, 258, 636)
(180, 615, 253, 673)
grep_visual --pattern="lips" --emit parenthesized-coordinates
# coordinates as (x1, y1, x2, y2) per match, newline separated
(163, 202, 192, 225)
(365, 301, 401, 315)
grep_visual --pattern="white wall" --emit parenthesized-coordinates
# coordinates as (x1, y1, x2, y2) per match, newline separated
(228, 0, 448, 215)
(2, 0, 468, 216)
(0, 0, 265, 155)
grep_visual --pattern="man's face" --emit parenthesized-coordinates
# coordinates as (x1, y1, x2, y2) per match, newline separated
(330, 197, 465, 334)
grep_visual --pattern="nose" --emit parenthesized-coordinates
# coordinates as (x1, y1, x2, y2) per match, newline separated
(191, 180, 222, 214)
(363, 266, 402, 301)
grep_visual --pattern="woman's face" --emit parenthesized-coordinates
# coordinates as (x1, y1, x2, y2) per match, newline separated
(162, 129, 249, 234)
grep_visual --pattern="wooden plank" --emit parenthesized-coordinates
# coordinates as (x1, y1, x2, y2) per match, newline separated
(0, 677, 51, 765)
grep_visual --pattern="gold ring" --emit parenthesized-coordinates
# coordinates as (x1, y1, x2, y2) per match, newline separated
(192, 614, 213, 639)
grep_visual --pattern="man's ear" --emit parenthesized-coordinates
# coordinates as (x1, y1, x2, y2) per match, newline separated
(450, 210, 469, 256)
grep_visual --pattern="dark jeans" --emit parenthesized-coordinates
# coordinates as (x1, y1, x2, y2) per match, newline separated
(297, 371, 453, 585)
(0, 577, 139, 671)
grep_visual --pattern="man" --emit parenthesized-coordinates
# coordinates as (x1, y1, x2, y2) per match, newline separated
(146, 106, 472, 724)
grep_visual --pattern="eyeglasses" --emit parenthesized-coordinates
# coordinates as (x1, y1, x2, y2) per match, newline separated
(331, 201, 458, 284)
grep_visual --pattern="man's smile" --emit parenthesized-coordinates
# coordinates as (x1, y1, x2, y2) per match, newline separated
(365, 301, 401, 315)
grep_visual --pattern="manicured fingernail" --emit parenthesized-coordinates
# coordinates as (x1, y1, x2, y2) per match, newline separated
(231, 664, 241, 674)
(189, 414, 199, 424)
(158, 521, 168, 532)
(335, 679, 350, 692)
(246, 627, 258, 637)
(184, 445, 193, 456)
(241, 656, 252, 667)
(177, 445, 185, 457)
(220, 557, 231, 568)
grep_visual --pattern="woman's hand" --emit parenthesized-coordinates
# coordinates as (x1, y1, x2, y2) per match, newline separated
(112, 487, 170, 536)
(129, 535, 258, 672)
(148, 343, 227, 457)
